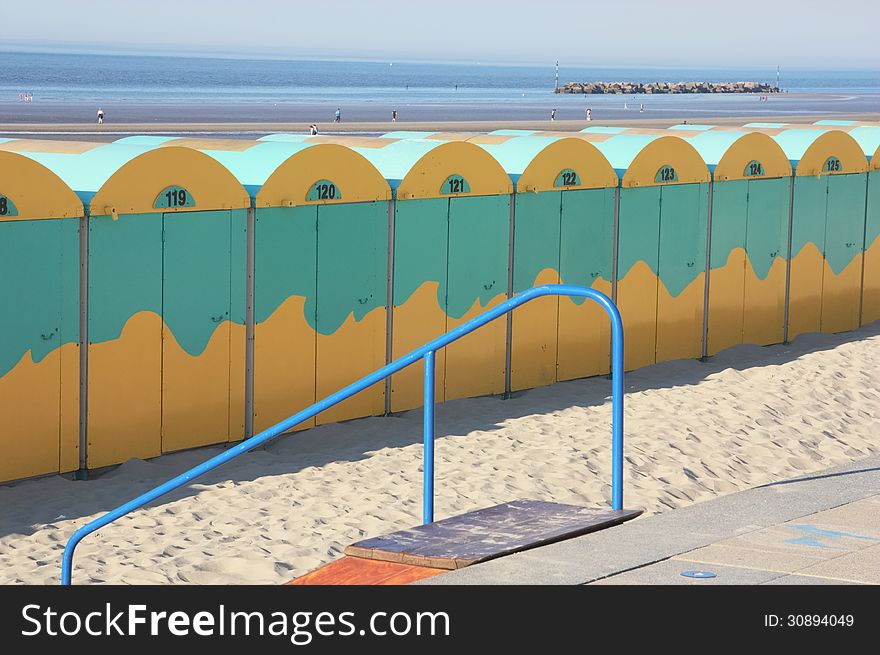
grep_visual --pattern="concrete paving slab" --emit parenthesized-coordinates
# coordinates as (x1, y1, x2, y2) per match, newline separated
(794, 544, 880, 584)
(789, 501, 880, 538)
(762, 574, 863, 585)
(675, 543, 826, 574)
(591, 559, 783, 585)
(418, 456, 880, 585)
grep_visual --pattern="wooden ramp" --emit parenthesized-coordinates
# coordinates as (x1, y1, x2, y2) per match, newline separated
(289, 500, 642, 585)
(287, 558, 445, 585)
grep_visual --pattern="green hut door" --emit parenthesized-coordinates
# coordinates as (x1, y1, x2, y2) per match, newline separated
(743, 177, 789, 346)
(510, 191, 561, 392)
(557, 187, 615, 381)
(445, 194, 510, 401)
(821, 173, 867, 333)
(161, 210, 235, 452)
(616, 187, 661, 370)
(390, 197, 449, 412)
(656, 183, 708, 363)
(863, 171, 880, 325)
(0, 219, 74, 480)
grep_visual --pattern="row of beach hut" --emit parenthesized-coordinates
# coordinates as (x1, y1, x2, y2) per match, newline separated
(1, 121, 878, 483)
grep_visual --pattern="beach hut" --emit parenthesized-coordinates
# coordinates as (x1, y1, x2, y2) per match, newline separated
(483, 137, 618, 390)
(265, 135, 514, 412)
(387, 140, 511, 410)
(741, 127, 870, 338)
(381, 131, 620, 390)
(671, 130, 793, 355)
(15, 139, 251, 468)
(294, 137, 514, 412)
(0, 145, 83, 482)
(583, 131, 711, 370)
(118, 136, 393, 429)
(248, 140, 391, 427)
(812, 121, 880, 326)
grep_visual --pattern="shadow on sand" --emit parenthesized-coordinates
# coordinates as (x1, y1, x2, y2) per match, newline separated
(1, 320, 878, 539)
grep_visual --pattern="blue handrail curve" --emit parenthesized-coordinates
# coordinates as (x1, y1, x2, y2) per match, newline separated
(61, 284, 624, 584)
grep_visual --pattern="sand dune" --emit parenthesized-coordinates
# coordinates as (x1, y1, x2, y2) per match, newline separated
(1, 323, 879, 585)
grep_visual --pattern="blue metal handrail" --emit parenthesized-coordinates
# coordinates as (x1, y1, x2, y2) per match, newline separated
(61, 284, 624, 584)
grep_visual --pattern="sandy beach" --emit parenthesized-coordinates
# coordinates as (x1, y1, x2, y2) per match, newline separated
(1, 322, 878, 585)
(1, 113, 879, 139)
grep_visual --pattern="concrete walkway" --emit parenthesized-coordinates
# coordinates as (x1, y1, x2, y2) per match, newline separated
(419, 455, 880, 585)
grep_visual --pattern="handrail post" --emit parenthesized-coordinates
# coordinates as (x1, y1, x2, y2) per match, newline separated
(609, 304, 624, 511)
(423, 350, 436, 524)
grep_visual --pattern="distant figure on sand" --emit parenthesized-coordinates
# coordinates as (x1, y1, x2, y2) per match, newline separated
(309, 124, 318, 135)
(391, 110, 397, 122)
(334, 108, 341, 123)
(97, 108, 105, 124)
(586, 107, 592, 122)
(550, 108, 556, 121)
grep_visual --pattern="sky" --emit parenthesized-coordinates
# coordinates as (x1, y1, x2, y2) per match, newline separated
(2, 0, 878, 68)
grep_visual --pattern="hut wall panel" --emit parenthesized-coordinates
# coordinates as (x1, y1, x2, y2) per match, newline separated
(87, 213, 163, 468)
(862, 172, 880, 325)
(315, 201, 387, 424)
(557, 188, 614, 381)
(706, 181, 749, 355)
(616, 187, 661, 371)
(820, 173, 866, 333)
(510, 191, 561, 392)
(252, 206, 318, 434)
(390, 198, 448, 412)
(444, 194, 510, 401)
(0, 219, 78, 480)
(742, 177, 789, 346)
(788, 176, 828, 340)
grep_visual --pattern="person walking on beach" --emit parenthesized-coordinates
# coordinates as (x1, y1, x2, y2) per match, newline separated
(334, 107, 341, 123)
(550, 108, 556, 121)
(391, 109, 397, 122)
(97, 108, 105, 124)
(309, 124, 318, 135)
(586, 107, 592, 122)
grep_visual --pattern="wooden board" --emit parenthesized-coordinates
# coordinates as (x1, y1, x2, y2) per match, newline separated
(345, 500, 642, 570)
(287, 557, 445, 586)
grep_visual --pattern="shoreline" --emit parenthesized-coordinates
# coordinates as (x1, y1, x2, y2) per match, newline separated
(1, 113, 879, 138)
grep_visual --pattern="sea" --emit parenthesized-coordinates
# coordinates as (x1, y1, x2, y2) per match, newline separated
(0, 50, 878, 126)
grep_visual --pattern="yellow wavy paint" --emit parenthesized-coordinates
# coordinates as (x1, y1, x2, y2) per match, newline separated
(743, 256, 786, 347)
(511, 268, 560, 392)
(708, 249, 788, 355)
(788, 243, 827, 340)
(0, 343, 79, 482)
(788, 243, 864, 339)
(862, 236, 880, 326)
(707, 248, 747, 356)
(656, 271, 705, 364)
(820, 253, 863, 334)
(87, 311, 162, 469)
(253, 296, 316, 434)
(390, 281, 447, 413)
(445, 293, 508, 401)
(316, 305, 386, 424)
(161, 318, 246, 453)
(557, 277, 612, 382)
(616, 261, 659, 370)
